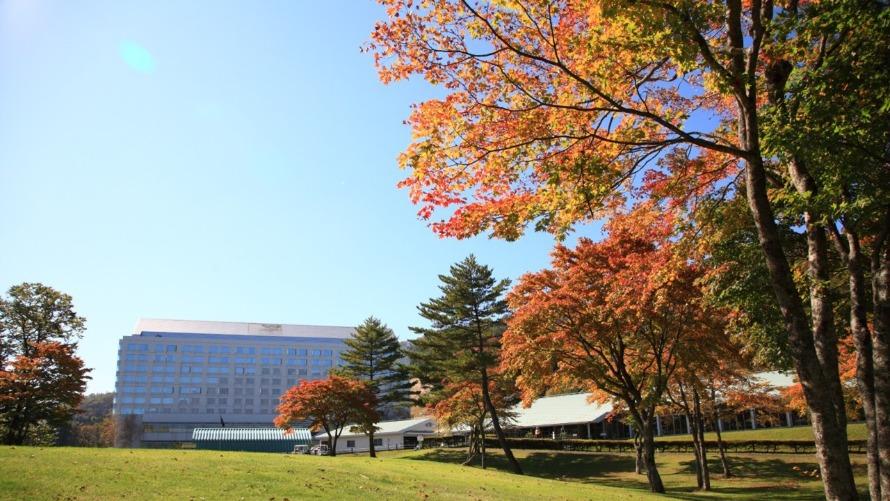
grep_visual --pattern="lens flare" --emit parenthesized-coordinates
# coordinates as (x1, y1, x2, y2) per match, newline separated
(119, 41, 155, 73)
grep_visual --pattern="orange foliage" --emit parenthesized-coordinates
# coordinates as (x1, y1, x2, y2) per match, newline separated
(0, 341, 91, 444)
(369, 0, 745, 240)
(275, 375, 379, 455)
(501, 206, 722, 428)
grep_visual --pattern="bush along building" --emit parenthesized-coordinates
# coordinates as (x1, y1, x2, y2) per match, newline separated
(113, 319, 351, 448)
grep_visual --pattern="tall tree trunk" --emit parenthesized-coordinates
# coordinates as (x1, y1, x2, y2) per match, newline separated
(368, 429, 376, 458)
(693, 387, 711, 490)
(640, 420, 665, 493)
(844, 230, 881, 501)
(872, 214, 890, 500)
(741, 116, 858, 499)
(634, 432, 644, 475)
(789, 159, 848, 435)
(480, 370, 523, 475)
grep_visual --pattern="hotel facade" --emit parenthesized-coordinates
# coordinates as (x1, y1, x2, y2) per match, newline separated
(113, 318, 351, 447)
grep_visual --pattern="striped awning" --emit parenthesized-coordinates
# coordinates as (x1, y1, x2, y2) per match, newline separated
(192, 427, 312, 442)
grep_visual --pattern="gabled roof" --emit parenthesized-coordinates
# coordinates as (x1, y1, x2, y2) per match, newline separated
(313, 417, 436, 439)
(508, 393, 613, 428)
(192, 427, 312, 442)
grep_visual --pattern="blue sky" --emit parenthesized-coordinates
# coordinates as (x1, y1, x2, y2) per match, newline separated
(0, 1, 600, 393)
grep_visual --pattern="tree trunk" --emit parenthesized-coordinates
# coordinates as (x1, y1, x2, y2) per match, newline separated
(710, 389, 732, 478)
(480, 421, 487, 469)
(480, 370, 523, 474)
(640, 421, 665, 493)
(693, 387, 711, 490)
(463, 424, 479, 466)
(687, 410, 703, 489)
(845, 230, 881, 501)
(788, 159, 848, 436)
(634, 433, 644, 475)
(368, 429, 376, 458)
(742, 140, 858, 500)
(872, 219, 890, 500)
(324, 429, 336, 457)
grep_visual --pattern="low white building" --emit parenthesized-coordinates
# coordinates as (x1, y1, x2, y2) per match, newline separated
(315, 417, 437, 454)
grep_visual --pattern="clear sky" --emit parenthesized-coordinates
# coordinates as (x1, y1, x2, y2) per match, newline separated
(0, 1, 600, 393)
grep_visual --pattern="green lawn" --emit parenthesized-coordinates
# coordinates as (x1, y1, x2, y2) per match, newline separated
(0, 446, 653, 500)
(0, 445, 869, 500)
(652, 422, 867, 442)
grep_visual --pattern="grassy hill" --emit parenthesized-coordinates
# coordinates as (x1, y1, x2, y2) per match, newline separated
(0, 446, 657, 500)
(1, 444, 871, 500)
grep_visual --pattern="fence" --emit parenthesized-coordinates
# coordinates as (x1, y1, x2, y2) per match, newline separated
(421, 436, 868, 455)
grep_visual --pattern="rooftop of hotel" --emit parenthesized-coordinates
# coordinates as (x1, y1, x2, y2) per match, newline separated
(133, 318, 355, 339)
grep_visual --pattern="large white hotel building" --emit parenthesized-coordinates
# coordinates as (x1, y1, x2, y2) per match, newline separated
(113, 318, 352, 447)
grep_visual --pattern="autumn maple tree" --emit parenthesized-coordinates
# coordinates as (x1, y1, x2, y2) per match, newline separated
(0, 341, 90, 445)
(0, 283, 90, 445)
(370, 1, 889, 498)
(502, 210, 718, 493)
(430, 379, 516, 469)
(275, 375, 379, 456)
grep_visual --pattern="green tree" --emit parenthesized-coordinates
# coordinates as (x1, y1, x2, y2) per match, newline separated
(0, 283, 89, 445)
(336, 317, 412, 457)
(408, 255, 522, 474)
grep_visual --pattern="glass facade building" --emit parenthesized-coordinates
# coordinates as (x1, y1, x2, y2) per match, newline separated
(113, 319, 351, 447)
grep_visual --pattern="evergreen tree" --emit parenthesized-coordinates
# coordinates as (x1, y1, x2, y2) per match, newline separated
(337, 317, 412, 457)
(408, 255, 523, 474)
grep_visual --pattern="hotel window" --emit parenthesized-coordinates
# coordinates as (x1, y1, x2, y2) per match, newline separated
(287, 348, 307, 356)
(208, 356, 229, 364)
(236, 347, 255, 355)
(182, 345, 203, 353)
(127, 344, 149, 352)
(312, 359, 332, 367)
(260, 348, 283, 355)
(209, 346, 230, 354)
(260, 357, 282, 365)
(125, 353, 148, 362)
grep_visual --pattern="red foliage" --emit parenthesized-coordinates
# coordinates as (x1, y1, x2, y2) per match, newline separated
(0, 341, 91, 445)
(274, 375, 379, 456)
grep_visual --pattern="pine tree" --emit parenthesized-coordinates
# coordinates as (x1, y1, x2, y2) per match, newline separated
(408, 255, 523, 474)
(337, 317, 412, 457)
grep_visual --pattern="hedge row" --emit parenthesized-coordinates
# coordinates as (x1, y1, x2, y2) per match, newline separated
(422, 436, 868, 455)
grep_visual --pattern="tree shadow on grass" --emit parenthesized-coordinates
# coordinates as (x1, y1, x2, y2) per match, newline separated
(405, 449, 838, 500)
